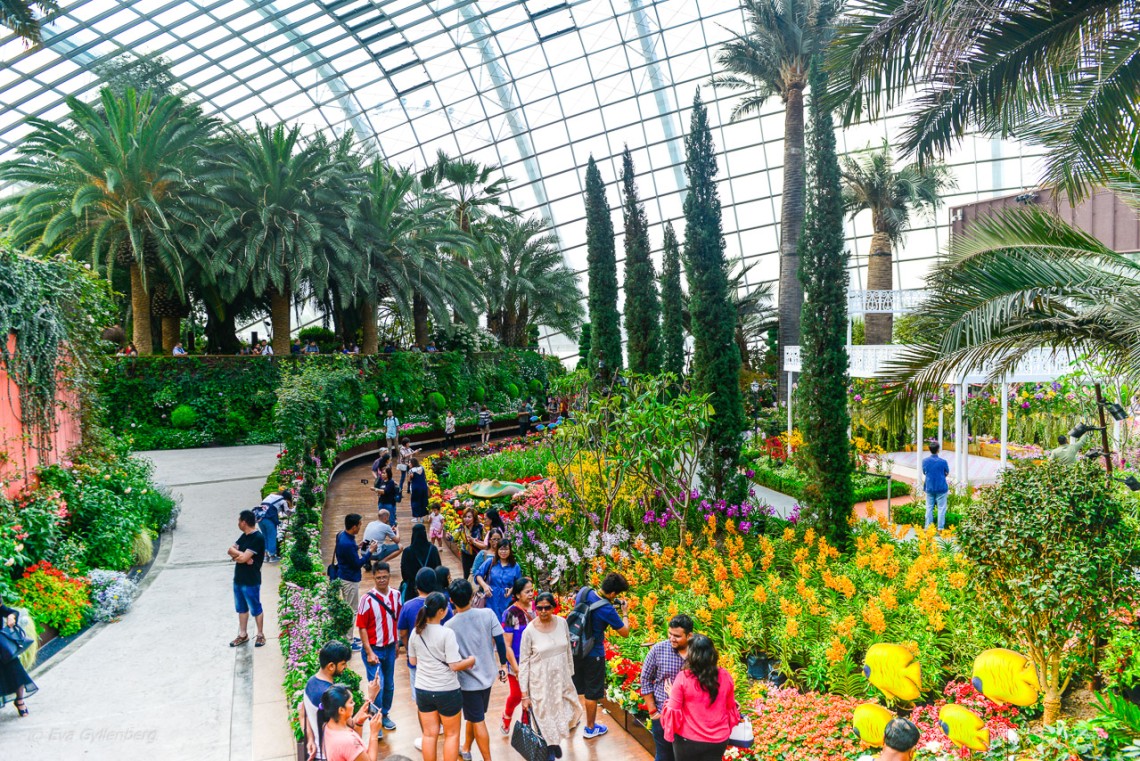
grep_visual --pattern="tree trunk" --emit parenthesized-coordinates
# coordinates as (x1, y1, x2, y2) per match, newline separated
(864, 230, 894, 344)
(735, 323, 752, 371)
(412, 292, 429, 348)
(161, 316, 180, 353)
(129, 262, 154, 355)
(270, 289, 291, 356)
(361, 298, 379, 355)
(777, 82, 806, 407)
(204, 306, 238, 354)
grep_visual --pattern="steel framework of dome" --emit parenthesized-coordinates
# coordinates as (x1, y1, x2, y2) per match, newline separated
(0, 0, 1045, 355)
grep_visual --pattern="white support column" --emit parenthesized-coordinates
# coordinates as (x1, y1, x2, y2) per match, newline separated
(915, 394, 924, 493)
(955, 381, 966, 484)
(786, 371, 794, 458)
(1000, 381, 1009, 469)
(937, 406, 944, 449)
(846, 318, 853, 347)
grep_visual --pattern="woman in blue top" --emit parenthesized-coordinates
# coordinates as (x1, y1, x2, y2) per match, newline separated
(475, 541, 522, 622)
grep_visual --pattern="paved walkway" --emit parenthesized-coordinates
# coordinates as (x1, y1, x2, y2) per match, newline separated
(0, 445, 281, 761)
(323, 458, 653, 761)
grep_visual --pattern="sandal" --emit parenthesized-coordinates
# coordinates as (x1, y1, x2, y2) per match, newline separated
(229, 634, 249, 647)
(14, 699, 28, 717)
(255, 634, 266, 647)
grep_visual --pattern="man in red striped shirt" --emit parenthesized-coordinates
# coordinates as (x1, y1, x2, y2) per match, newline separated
(357, 560, 402, 738)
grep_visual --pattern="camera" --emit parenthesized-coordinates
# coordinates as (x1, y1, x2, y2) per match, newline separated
(361, 478, 370, 484)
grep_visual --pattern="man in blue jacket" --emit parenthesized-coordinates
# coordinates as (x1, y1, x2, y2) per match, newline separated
(336, 513, 376, 650)
(921, 443, 951, 530)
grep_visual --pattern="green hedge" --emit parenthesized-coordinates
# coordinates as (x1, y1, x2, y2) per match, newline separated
(100, 351, 563, 450)
(890, 501, 964, 528)
(750, 460, 911, 504)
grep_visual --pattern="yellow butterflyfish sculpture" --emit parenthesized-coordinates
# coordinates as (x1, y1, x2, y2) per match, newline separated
(852, 703, 895, 747)
(971, 648, 1040, 707)
(863, 643, 922, 702)
(939, 703, 990, 751)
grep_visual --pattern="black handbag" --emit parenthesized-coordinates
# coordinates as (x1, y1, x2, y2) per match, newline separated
(510, 709, 548, 761)
(0, 624, 33, 663)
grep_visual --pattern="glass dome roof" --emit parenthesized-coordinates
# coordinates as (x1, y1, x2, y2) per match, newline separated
(0, 0, 1046, 355)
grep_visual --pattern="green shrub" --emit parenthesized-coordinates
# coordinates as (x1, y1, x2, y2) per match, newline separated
(506, 382, 520, 398)
(528, 378, 543, 395)
(361, 393, 380, 418)
(890, 501, 962, 527)
(298, 326, 339, 353)
(170, 404, 197, 429)
(132, 528, 154, 565)
(959, 460, 1140, 723)
(473, 386, 486, 403)
(428, 391, 446, 410)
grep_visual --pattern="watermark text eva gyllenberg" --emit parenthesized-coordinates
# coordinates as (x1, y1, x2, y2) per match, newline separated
(26, 727, 158, 744)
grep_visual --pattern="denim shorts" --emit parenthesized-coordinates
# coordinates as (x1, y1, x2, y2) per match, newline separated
(415, 688, 463, 717)
(233, 582, 263, 616)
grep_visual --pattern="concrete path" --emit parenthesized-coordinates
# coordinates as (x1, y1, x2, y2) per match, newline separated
(0, 445, 280, 761)
(888, 450, 1008, 486)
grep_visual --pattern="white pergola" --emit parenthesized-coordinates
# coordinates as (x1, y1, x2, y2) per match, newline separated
(785, 290, 1078, 490)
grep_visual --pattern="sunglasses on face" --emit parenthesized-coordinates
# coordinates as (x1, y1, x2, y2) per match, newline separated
(535, 605, 553, 611)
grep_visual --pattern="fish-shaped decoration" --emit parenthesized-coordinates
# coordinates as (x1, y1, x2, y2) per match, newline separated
(863, 643, 922, 701)
(852, 703, 895, 747)
(971, 648, 1040, 707)
(939, 703, 990, 751)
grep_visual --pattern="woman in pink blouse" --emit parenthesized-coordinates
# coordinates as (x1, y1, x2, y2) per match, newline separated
(661, 634, 741, 761)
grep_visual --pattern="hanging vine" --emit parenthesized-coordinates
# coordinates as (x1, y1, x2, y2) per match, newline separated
(0, 247, 114, 455)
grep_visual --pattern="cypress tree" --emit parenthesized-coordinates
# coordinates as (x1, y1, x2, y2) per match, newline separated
(620, 146, 661, 374)
(584, 156, 622, 379)
(797, 60, 855, 549)
(575, 323, 592, 371)
(660, 221, 685, 378)
(682, 89, 744, 494)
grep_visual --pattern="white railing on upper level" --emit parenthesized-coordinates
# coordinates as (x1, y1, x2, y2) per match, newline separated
(783, 345, 1078, 381)
(847, 289, 929, 315)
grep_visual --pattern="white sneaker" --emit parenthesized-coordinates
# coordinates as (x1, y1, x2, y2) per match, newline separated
(414, 737, 423, 751)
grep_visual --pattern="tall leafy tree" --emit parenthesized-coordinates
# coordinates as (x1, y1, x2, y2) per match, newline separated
(209, 123, 362, 355)
(477, 215, 583, 347)
(0, 89, 216, 354)
(355, 162, 476, 353)
(840, 143, 953, 343)
(619, 147, 662, 373)
(0, 0, 56, 42)
(682, 89, 745, 495)
(713, 0, 837, 404)
(660, 221, 686, 377)
(584, 156, 622, 378)
(828, 0, 1140, 196)
(797, 61, 854, 549)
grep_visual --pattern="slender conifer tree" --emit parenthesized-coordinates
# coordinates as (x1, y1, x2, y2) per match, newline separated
(583, 156, 622, 379)
(682, 89, 744, 494)
(797, 60, 855, 549)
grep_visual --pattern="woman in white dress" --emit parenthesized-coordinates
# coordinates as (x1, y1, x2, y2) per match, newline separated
(518, 591, 583, 761)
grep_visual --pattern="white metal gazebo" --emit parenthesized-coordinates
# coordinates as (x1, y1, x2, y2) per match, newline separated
(785, 289, 1078, 491)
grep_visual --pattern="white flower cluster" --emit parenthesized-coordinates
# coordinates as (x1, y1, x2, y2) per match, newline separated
(88, 569, 139, 622)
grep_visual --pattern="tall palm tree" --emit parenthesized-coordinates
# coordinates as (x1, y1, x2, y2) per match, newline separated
(840, 143, 953, 344)
(0, 89, 216, 354)
(713, 0, 838, 403)
(828, 0, 1140, 197)
(355, 162, 478, 352)
(418, 150, 518, 236)
(475, 216, 584, 348)
(0, 0, 56, 42)
(208, 123, 363, 355)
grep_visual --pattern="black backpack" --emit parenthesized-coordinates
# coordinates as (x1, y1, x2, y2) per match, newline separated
(566, 588, 608, 658)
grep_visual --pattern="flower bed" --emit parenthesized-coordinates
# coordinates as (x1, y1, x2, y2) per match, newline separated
(750, 459, 911, 504)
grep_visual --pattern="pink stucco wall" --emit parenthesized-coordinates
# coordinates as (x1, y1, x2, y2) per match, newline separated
(0, 334, 82, 498)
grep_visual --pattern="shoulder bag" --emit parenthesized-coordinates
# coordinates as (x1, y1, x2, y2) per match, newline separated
(0, 623, 33, 664)
(510, 709, 548, 761)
